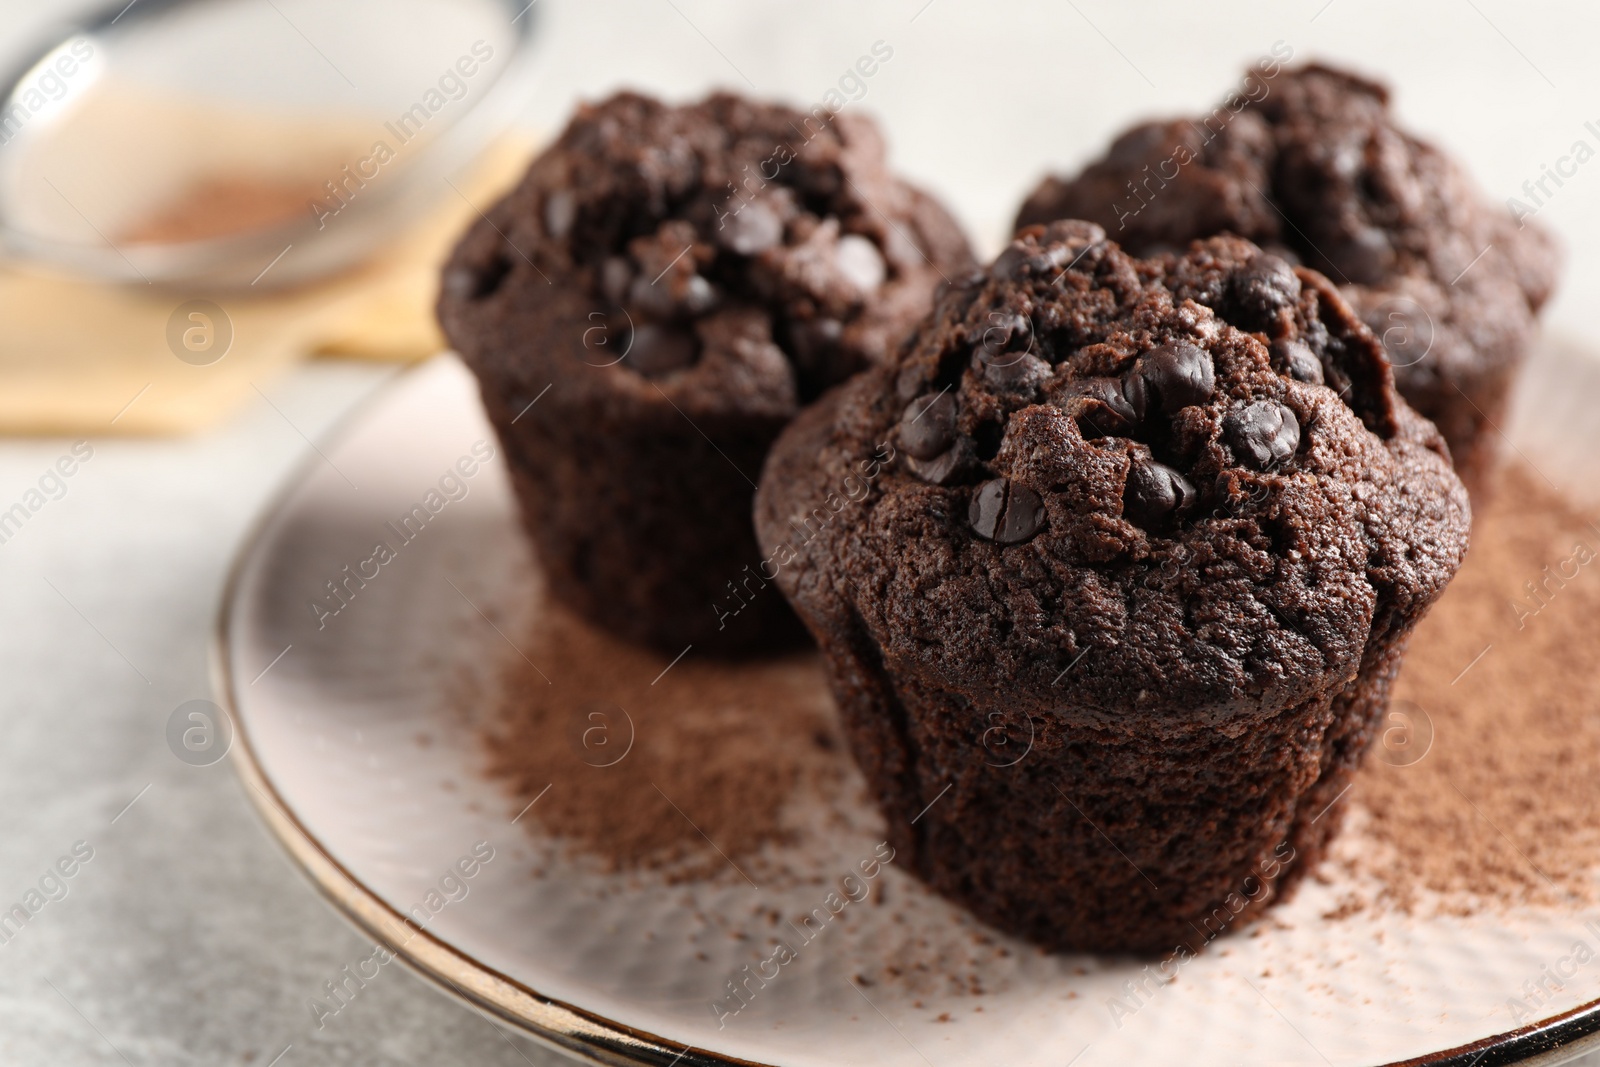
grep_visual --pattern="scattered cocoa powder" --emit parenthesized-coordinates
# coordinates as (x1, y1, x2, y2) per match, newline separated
(1343, 463, 1600, 912)
(120, 173, 320, 243)
(485, 600, 849, 881)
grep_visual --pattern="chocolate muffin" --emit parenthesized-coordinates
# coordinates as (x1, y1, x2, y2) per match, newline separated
(438, 92, 974, 655)
(755, 222, 1469, 954)
(1015, 63, 1559, 496)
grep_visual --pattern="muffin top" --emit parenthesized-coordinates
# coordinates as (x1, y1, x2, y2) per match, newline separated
(756, 222, 1471, 723)
(1014, 63, 1557, 398)
(438, 91, 973, 416)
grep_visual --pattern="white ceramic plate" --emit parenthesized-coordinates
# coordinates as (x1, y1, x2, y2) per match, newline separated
(216, 345, 1600, 1067)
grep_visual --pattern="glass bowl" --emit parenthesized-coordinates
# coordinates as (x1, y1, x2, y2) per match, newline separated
(0, 0, 540, 290)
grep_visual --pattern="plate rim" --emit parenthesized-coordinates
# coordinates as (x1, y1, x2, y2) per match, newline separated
(212, 352, 1600, 1067)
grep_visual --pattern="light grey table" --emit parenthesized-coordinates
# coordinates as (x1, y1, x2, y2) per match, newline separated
(4, 1, 1600, 1064)
(0, 362, 567, 1065)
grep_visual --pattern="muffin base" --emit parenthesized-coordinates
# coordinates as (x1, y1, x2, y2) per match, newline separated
(813, 608, 1411, 956)
(477, 368, 809, 658)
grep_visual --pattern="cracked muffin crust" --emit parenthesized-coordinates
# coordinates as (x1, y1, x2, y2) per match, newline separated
(755, 221, 1469, 953)
(438, 91, 974, 654)
(1015, 63, 1559, 496)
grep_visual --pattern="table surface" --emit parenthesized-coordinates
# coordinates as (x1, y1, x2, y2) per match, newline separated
(3, 1, 1600, 1064)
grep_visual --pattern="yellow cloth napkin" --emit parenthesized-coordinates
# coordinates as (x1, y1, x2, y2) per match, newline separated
(0, 136, 535, 436)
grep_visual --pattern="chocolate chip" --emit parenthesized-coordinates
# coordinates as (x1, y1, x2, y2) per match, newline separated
(908, 448, 962, 485)
(895, 364, 927, 403)
(628, 274, 677, 319)
(626, 270, 717, 320)
(788, 316, 845, 383)
(444, 263, 486, 300)
(983, 352, 1051, 392)
(1225, 400, 1300, 470)
(882, 227, 923, 269)
(625, 324, 698, 376)
(1037, 221, 1105, 269)
(900, 393, 958, 460)
(791, 315, 843, 353)
(543, 190, 576, 239)
(1328, 226, 1392, 286)
(1043, 220, 1106, 248)
(1064, 377, 1136, 437)
(969, 479, 1046, 544)
(442, 266, 476, 301)
(1123, 458, 1195, 528)
(1124, 342, 1215, 419)
(444, 252, 511, 301)
(992, 243, 1031, 281)
(1271, 338, 1323, 385)
(600, 257, 633, 305)
(930, 277, 977, 329)
(680, 274, 718, 315)
(978, 312, 1031, 360)
(1231, 254, 1300, 326)
(1037, 243, 1076, 272)
(718, 201, 782, 256)
(836, 235, 886, 293)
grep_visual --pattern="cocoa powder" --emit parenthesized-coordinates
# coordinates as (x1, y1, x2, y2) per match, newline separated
(1342, 463, 1600, 912)
(485, 601, 851, 882)
(121, 174, 320, 244)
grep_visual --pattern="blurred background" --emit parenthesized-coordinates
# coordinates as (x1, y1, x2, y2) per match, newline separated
(0, 1, 1593, 1064)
